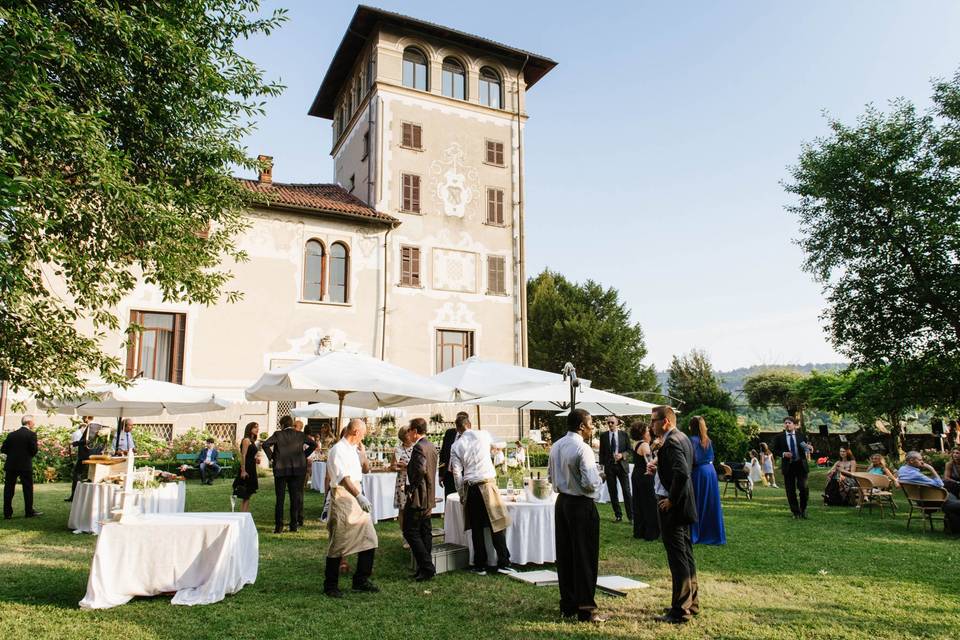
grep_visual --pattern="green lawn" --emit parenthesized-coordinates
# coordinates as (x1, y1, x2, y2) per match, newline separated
(1, 470, 958, 640)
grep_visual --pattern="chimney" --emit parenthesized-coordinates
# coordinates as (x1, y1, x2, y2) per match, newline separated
(257, 154, 273, 184)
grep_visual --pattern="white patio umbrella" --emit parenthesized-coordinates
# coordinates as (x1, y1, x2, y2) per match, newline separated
(290, 402, 406, 421)
(430, 356, 590, 431)
(40, 378, 231, 417)
(245, 350, 456, 435)
(431, 356, 588, 400)
(468, 382, 658, 417)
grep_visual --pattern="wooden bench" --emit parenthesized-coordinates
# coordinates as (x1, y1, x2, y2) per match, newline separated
(175, 452, 235, 480)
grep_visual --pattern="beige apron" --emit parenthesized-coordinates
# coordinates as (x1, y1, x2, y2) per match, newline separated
(326, 485, 378, 558)
(465, 479, 511, 533)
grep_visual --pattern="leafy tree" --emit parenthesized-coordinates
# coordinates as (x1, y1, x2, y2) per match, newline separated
(785, 70, 960, 406)
(0, 1, 286, 404)
(841, 365, 924, 457)
(527, 269, 659, 395)
(742, 370, 809, 425)
(684, 406, 752, 464)
(527, 270, 659, 442)
(667, 349, 734, 412)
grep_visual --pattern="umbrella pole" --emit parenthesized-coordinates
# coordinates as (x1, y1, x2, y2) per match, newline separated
(335, 391, 347, 439)
(476, 405, 482, 431)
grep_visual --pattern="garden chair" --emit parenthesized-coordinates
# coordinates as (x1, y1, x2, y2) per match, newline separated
(719, 463, 752, 500)
(900, 482, 948, 533)
(842, 471, 895, 518)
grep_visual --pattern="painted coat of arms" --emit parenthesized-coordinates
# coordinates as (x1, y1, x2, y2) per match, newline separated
(430, 142, 479, 218)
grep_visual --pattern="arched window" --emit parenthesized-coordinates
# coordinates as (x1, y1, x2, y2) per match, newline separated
(441, 57, 466, 100)
(402, 47, 428, 91)
(329, 242, 349, 303)
(479, 67, 502, 108)
(303, 240, 325, 301)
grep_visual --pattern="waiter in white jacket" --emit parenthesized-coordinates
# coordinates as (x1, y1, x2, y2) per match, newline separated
(450, 413, 514, 575)
(324, 419, 379, 598)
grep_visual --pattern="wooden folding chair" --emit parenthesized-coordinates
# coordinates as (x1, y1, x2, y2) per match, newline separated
(719, 463, 752, 500)
(900, 482, 947, 532)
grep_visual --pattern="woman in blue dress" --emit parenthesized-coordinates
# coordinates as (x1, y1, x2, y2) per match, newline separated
(688, 416, 726, 545)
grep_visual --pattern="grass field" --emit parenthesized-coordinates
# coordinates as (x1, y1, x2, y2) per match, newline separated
(1, 470, 958, 640)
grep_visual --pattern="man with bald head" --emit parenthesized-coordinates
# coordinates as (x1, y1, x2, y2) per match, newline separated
(898, 451, 960, 532)
(325, 418, 379, 597)
(262, 414, 316, 533)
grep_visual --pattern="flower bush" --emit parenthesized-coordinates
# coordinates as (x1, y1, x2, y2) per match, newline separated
(0, 425, 74, 484)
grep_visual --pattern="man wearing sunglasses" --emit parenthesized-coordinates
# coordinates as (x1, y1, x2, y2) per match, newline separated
(599, 416, 633, 522)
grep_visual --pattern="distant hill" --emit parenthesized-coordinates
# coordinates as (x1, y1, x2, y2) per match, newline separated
(655, 362, 848, 395)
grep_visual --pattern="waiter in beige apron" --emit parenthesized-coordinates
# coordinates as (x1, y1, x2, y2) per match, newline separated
(324, 419, 379, 598)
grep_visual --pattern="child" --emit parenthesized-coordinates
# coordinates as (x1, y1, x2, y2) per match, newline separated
(760, 442, 778, 488)
(749, 449, 766, 487)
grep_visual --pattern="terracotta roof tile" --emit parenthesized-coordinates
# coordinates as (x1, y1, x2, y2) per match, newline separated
(237, 178, 398, 225)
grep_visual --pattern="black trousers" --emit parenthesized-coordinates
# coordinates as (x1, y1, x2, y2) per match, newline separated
(660, 513, 699, 620)
(199, 462, 221, 484)
(943, 494, 960, 533)
(69, 458, 86, 499)
(441, 471, 457, 496)
(555, 493, 599, 619)
(324, 548, 375, 591)
(403, 505, 435, 575)
(3, 468, 34, 518)
(466, 484, 511, 568)
(274, 473, 304, 529)
(604, 463, 633, 519)
(783, 464, 809, 515)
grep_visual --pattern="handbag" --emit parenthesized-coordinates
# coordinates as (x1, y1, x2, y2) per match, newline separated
(232, 475, 250, 500)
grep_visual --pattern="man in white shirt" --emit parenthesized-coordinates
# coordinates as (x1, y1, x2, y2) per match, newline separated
(547, 408, 604, 623)
(450, 414, 513, 575)
(112, 418, 136, 456)
(324, 419, 379, 598)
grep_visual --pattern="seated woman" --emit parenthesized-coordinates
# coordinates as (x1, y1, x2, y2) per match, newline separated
(822, 447, 857, 506)
(944, 448, 960, 498)
(865, 453, 900, 488)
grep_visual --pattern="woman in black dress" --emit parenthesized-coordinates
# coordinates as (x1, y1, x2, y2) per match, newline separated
(236, 421, 261, 512)
(629, 421, 660, 541)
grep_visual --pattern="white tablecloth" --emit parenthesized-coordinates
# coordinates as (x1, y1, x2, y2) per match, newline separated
(595, 464, 634, 504)
(309, 461, 327, 492)
(68, 482, 186, 534)
(444, 492, 556, 565)
(310, 461, 442, 522)
(79, 512, 258, 609)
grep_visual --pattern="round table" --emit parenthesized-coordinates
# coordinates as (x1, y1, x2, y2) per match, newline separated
(443, 491, 557, 565)
(310, 461, 442, 522)
(68, 481, 186, 534)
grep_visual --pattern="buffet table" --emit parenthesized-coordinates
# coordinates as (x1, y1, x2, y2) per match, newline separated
(310, 461, 442, 522)
(444, 492, 557, 565)
(68, 481, 186, 534)
(79, 512, 258, 609)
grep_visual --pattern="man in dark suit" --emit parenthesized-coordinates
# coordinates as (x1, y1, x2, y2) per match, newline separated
(438, 412, 467, 497)
(771, 416, 811, 519)
(66, 416, 102, 502)
(649, 405, 698, 624)
(404, 417, 439, 581)
(599, 416, 633, 522)
(2, 415, 41, 519)
(262, 415, 316, 533)
(196, 438, 221, 485)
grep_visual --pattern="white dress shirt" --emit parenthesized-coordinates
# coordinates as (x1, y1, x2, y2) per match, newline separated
(71, 426, 88, 445)
(204, 448, 214, 464)
(450, 429, 496, 489)
(327, 439, 363, 488)
(548, 432, 603, 498)
(114, 431, 135, 453)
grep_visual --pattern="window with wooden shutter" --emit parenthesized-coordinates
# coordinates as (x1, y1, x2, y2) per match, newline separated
(402, 173, 421, 213)
(126, 310, 186, 383)
(400, 246, 421, 286)
(486, 188, 504, 225)
(485, 140, 504, 166)
(487, 256, 507, 295)
(401, 122, 422, 150)
(436, 330, 475, 372)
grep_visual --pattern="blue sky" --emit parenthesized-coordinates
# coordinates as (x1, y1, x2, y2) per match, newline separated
(235, 1, 960, 371)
